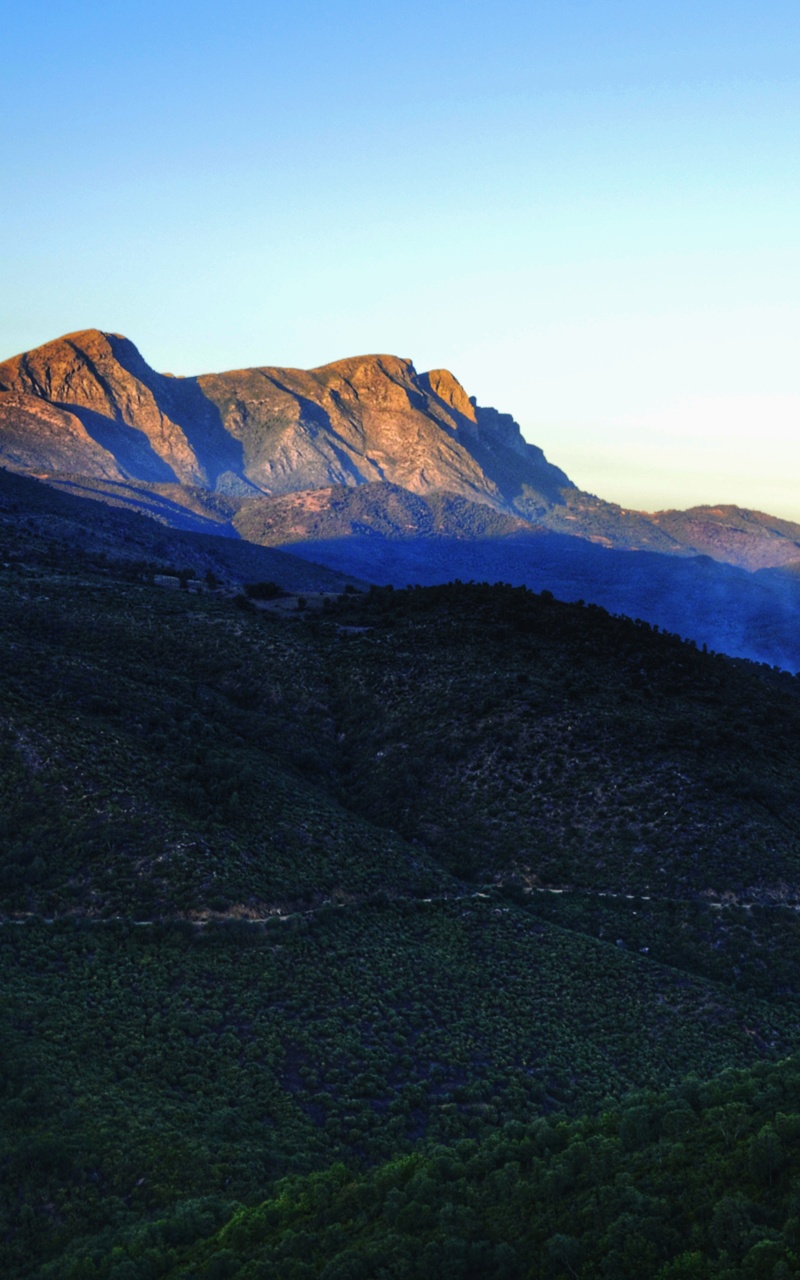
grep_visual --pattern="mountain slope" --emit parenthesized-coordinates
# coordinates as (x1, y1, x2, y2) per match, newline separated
(0, 465, 362, 594)
(652, 504, 800, 569)
(0, 330, 245, 487)
(5, 329, 800, 672)
(282, 530, 800, 670)
(3, 554, 800, 916)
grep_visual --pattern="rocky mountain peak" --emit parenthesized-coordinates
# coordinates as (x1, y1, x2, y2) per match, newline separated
(419, 369, 477, 424)
(311, 354, 423, 415)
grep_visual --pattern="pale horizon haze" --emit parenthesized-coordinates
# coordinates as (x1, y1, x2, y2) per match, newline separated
(3, 1, 799, 520)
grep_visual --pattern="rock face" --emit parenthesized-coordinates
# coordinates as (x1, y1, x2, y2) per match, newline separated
(0, 331, 246, 489)
(0, 391, 125, 480)
(0, 331, 573, 515)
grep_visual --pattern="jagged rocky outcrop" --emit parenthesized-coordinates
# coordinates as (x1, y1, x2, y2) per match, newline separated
(0, 331, 247, 489)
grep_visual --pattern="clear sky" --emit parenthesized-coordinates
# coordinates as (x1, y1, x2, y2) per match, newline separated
(3, 1, 799, 519)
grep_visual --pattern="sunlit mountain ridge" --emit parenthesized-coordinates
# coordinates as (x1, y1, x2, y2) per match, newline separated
(3, 328, 800, 568)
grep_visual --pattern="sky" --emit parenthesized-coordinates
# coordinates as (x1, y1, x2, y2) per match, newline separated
(2, 1, 800, 519)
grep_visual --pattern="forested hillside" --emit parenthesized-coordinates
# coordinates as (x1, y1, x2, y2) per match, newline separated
(2, 501, 800, 1277)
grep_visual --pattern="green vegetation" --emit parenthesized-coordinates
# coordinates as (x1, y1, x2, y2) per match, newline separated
(135, 1054, 800, 1280)
(5, 907, 800, 1278)
(2, 509, 800, 1276)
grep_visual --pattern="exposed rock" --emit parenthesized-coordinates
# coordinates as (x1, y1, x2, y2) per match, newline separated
(418, 368, 477, 422)
(0, 330, 245, 488)
(0, 331, 204, 484)
(0, 391, 124, 480)
(231, 482, 533, 546)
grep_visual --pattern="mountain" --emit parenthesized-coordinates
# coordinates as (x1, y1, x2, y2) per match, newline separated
(6, 329, 800, 570)
(4, 330, 800, 675)
(0, 328, 574, 513)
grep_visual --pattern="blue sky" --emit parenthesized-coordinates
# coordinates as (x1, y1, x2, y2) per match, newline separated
(3, 1, 800, 517)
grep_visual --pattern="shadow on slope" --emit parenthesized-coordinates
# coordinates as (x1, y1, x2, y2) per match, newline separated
(104, 334, 250, 489)
(44, 476, 236, 535)
(56, 405, 176, 483)
(0, 468, 359, 593)
(283, 531, 800, 670)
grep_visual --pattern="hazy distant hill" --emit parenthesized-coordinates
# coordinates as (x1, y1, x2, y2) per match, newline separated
(651, 504, 800, 570)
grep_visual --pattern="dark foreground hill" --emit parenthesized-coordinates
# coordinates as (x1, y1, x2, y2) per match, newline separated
(135, 1055, 800, 1280)
(3, 522, 800, 1276)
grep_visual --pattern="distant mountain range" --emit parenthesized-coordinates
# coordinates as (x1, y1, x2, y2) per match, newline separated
(3, 328, 800, 666)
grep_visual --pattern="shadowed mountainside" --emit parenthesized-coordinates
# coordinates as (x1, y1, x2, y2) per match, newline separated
(0, 466, 359, 594)
(6, 461, 799, 667)
(282, 531, 800, 671)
